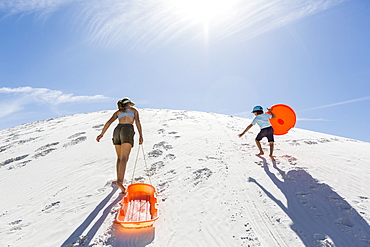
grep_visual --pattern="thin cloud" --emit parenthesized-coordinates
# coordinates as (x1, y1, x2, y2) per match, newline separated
(80, 0, 347, 49)
(0, 0, 74, 15)
(302, 96, 370, 112)
(0, 101, 23, 118)
(0, 87, 110, 119)
(1, 0, 346, 49)
(0, 86, 109, 104)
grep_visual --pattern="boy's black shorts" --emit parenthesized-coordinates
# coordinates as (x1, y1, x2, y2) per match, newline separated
(256, 126, 274, 142)
(112, 124, 135, 147)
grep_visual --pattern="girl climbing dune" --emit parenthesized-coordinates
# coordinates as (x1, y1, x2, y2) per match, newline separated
(238, 106, 276, 161)
(96, 97, 143, 193)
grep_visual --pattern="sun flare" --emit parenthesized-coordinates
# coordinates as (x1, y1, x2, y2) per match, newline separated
(170, 0, 239, 23)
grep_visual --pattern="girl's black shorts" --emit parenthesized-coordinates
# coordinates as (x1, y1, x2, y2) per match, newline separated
(112, 124, 135, 146)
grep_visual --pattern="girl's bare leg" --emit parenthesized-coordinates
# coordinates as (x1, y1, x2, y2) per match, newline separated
(114, 143, 132, 193)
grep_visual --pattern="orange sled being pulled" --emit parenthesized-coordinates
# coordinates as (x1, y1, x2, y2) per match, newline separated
(116, 183, 159, 228)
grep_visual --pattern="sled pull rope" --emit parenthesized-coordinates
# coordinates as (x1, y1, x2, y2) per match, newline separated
(131, 145, 152, 185)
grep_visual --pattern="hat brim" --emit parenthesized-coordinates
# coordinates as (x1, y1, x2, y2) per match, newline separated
(122, 100, 135, 106)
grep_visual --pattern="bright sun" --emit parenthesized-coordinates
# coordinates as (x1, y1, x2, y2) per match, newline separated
(170, 0, 239, 23)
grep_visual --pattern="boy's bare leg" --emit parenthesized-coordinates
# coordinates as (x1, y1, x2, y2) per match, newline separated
(269, 142, 275, 161)
(255, 140, 264, 156)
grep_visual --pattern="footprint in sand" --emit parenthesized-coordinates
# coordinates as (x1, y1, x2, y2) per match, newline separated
(289, 140, 301, 146)
(193, 168, 213, 186)
(92, 124, 104, 131)
(168, 131, 181, 139)
(147, 161, 165, 176)
(9, 219, 28, 232)
(0, 154, 29, 167)
(0, 144, 12, 153)
(314, 234, 335, 246)
(153, 141, 173, 151)
(132, 176, 146, 183)
(35, 142, 59, 152)
(63, 136, 87, 148)
(304, 140, 318, 145)
(148, 149, 163, 158)
(240, 223, 260, 245)
(157, 181, 170, 193)
(67, 132, 86, 139)
(164, 154, 176, 160)
(34, 148, 57, 158)
(9, 219, 22, 225)
(42, 201, 61, 213)
(281, 155, 298, 165)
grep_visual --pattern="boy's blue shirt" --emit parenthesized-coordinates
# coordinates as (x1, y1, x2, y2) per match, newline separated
(251, 113, 272, 129)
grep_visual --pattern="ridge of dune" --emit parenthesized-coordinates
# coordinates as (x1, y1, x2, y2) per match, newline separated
(1, 109, 370, 246)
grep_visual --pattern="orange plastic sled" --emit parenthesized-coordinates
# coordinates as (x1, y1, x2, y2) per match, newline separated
(268, 104, 296, 135)
(116, 183, 159, 228)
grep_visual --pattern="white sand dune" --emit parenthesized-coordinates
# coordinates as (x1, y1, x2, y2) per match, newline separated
(1, 109, 370, 247)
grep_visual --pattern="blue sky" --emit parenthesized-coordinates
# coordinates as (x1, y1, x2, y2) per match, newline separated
(1, 0, 370, 142)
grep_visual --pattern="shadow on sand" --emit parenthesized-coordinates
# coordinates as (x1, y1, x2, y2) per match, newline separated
(61, 185, 155, 247)
(62, 186, 123, 246)
(249, 157, 370, 247)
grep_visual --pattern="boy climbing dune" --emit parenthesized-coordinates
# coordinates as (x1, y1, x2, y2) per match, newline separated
(238, 106, 276, 161)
